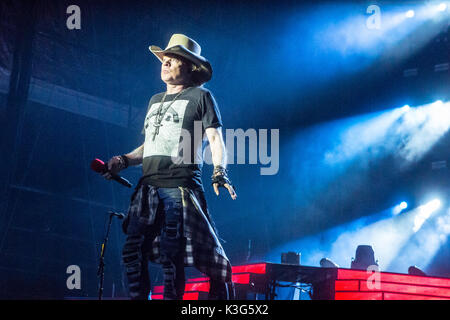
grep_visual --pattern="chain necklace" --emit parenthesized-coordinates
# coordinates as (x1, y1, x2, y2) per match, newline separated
(151, 88, 188, 141)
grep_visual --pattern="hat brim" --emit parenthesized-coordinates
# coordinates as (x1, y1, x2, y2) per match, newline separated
(149, 45, 212, 83)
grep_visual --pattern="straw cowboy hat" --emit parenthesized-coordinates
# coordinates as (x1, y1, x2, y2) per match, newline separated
(149, 33, 213, 84)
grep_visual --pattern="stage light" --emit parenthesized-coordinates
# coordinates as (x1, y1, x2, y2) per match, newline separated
(437, 3, 447, 12)
(405, 10, 415, 18)
(393, 201, 408, 215)
(281, 252, 301, 265)
(401, 105, 411, 112)
(408, 265, 427, 276)
(428, 199, 441, 211)
(413, 199, 442, 232)
(320, 258, 339, 268)
(350, 245, 378, 270)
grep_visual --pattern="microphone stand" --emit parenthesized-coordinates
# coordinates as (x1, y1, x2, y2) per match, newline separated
(97, 211, 121, 300)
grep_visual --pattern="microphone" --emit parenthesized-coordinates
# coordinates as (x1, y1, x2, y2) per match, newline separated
(90, 158, 132, 188)
(108, 211, 126, 219)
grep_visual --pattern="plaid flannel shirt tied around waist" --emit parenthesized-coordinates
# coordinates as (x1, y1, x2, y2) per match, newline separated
(122, 182, 232, 283)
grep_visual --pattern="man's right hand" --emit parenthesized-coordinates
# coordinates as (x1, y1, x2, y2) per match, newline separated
(102, 156, 124, 180)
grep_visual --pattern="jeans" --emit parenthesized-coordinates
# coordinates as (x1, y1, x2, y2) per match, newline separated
(122, 187, 233, 300)
(157, 187, 185, 300)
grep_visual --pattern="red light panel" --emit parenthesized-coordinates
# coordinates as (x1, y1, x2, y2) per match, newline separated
(337, 269, 373, 280)
(335, 291, 383, 300)
(359, 280, 450, 298)
(336, 268, 450, 300)
(150, 264, 450, 300)
(232, 273, 250, 284)
(152, 285, 164, 294)
(183, 292, 199, 300)
(232, 263, 267, 274)
(335, 280, 359, 291)
(338, 268, 450, 288)
(187, 277, 210, 282)
(379, 273, 450, 288)
(383, 292, 450, 300)
(185, 282, 210, 292)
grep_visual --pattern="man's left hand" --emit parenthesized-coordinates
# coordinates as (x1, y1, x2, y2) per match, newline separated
(212, 167, 237, 200)
(213, 181, 237, 200)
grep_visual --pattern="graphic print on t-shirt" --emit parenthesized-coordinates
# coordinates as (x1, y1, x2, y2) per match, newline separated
(143, 99, 189, 158)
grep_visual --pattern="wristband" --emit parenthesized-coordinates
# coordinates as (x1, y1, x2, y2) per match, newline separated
(120, 155, 129, 168)
(211, 166, 233, 188)
(116, 155, 129, 170)
(212, 165, 227, 176)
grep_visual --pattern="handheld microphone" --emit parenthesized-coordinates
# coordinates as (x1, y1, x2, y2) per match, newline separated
(90, 158, 132, 188)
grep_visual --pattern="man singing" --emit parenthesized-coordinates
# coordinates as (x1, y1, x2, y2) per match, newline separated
(103, 34, 237, 300)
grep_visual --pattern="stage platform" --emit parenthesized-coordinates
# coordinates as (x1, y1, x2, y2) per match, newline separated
(151, 262, 450, 300)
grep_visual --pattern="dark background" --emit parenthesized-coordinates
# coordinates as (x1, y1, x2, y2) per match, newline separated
(0, 0, 448, 299)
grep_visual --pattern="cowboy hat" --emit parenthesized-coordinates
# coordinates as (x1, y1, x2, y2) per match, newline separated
(149, 33, 212, 83)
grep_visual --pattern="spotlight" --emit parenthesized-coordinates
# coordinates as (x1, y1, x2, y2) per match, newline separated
(351, 245, 378, 270)
(413, 199, 442, 232)
(320, 258, 339, 268)
(427, 199, 441, 211)
(281, 252, 301, 265)
(401, 105, 411, 112)
(405, 10, 415, 18)
(437, 3, 447, 12)
(408, 265, 427, 276)
(393, 201, 408, 215)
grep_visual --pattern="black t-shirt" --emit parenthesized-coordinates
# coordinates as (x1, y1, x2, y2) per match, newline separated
(141, 86, 222, 190)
